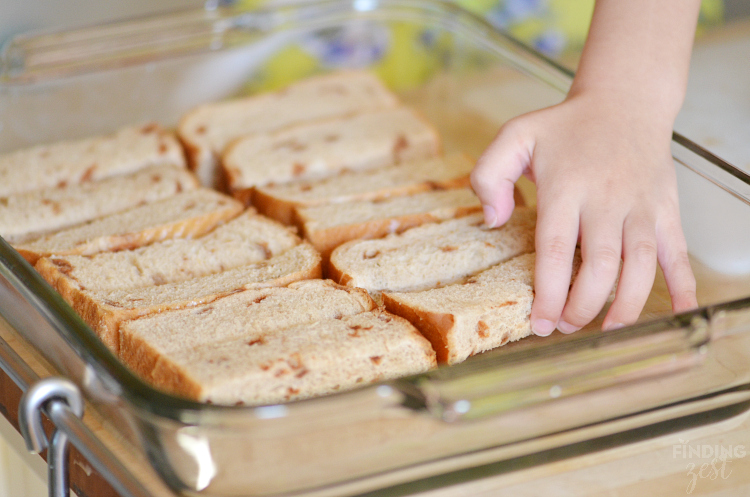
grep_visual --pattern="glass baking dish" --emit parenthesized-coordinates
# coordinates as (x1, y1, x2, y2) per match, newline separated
(2, 1, 750, 495)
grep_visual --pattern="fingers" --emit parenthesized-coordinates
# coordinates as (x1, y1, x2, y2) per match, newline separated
(530, 198, 579, 336)
(558, 209, 624, 333)
(657, 214, 698, 313)
(471, 120, 534, 228)
(472, 109, 697, 335)
(565, 206, 695, 332)
(601, 214, 658, 330)
(546, 207, 694, 334)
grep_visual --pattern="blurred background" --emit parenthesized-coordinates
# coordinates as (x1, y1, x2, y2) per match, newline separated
(2, 0, 748, 61)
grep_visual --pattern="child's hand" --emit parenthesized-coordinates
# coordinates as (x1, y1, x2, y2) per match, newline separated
(471, 0, 702, 335)
(471, 89, 697, 335)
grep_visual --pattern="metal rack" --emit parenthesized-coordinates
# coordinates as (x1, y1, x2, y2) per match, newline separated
(0, 334, 151, 497)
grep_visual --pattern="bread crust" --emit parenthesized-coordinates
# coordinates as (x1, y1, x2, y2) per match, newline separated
(36, 257, 128, 351)
(250, 187, 298, 225)
(176, 119, 214, 186)
(325, 256, 348, 284)
(220, 135, 246, 190)
(151, 355, 203, 400)
(232, 187, 255, 208)
(382, 293, 451, 363)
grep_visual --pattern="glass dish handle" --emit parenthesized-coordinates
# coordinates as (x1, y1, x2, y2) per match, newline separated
(393, 315, 711, 422)
(1, 5, 275, 83)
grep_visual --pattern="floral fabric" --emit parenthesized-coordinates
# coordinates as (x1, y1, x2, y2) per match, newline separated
(237, 0, 724, 91)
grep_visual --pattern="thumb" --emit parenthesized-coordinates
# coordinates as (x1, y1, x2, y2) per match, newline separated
(470, 120, 534, 227)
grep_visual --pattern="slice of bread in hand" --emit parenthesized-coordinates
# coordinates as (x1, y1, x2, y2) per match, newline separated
(37, 210, 301, 293)
(0, 165, 199, 243)
(178, 71, 399, 187)
(383, 252, 583, 365)
(15, 189, 243, 264)
(253, 154, 474, 225)
(295, 187, 482, 257)
(329, 208, 536, 295)
(138, 308, 435, 405)
(118, 279, 374, 382)
(0, 124, 185, 197)
(223, 107, 441, 195)
(39, 242, 322, 353)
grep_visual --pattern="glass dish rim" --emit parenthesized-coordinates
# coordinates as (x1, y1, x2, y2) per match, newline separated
(1, 0, 749, 424)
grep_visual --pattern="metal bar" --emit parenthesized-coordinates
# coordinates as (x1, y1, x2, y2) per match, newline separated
(46, 401, 155, 497)
(19, 378, 83, 497)
(19, 378, 83, 454)
(48, 429, 71, 497)
(0, 333, 156, 497)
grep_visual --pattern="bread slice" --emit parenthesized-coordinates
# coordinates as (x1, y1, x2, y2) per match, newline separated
(39, 243, 322, 353)
(295, 187, 482, 257)
(178, 71, 400, 187)
(252, 154, 474, 225)
(35, 210, 301, 293)
(0, 124, 185, 197)
(15, 189, 243, 264)
(118, 279, 375, 382)
(383, 252, 584, 365)
(0, 165, 200, 244)
(137, 308, 435, 405)
(383, 253, 536, 365)
(223, 107, 441, 195)
(329, 208, 536, 295)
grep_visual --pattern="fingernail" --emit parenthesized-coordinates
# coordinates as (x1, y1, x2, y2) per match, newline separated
(557, 321, 580, 334)
(483, 205, 497, 228)
(532, 319, 556, 336)
(605, 322, 625, 331)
